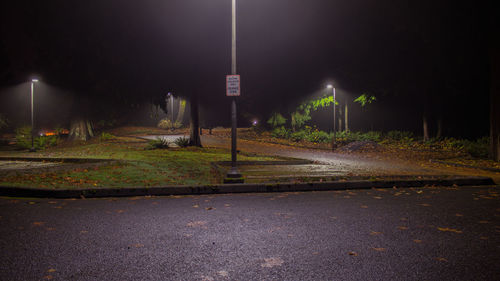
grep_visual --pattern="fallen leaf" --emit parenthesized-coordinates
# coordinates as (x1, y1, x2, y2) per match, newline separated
(372, 248, 386, 252)
(413, 239, 422, 243)
(370, 231, 382, 235)
(131, 243, 144, 248)
(80, 230, 88, 234)
(116, 210, 125, 214)
(398, 226, 408, 230)
(46, 227, 56, 231)
(478, 221, 489, 224)
(187, 221, 207, 227)
(192, 204, 199, 208)
(217, 271, 229, 278)
(435, 257, 448, 262)
(43, 275, 53, 280)
(419, 203, 431, 207)
(480, 236, 489, 240)
(261, 257, 284, 268)
(360, 205, 368, 209)
(33, 222, 45, 226)
(437, 227, 462, 233)
(348, 251, 358, 256)
(205, 207, 215, 211)
(373, 196, 382, 199)
(455, 213, 463, 217)
(47, 269, 56, 273)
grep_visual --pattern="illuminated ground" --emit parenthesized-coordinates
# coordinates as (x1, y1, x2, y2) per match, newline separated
(0, 186, 498, 280)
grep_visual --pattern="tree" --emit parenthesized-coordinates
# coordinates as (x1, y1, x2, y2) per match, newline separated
(188, 93, 201, 147)
(490, 7, 500, 161)
(267, 112, 287, 128)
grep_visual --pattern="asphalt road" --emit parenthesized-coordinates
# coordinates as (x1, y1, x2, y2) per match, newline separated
(1, 186, 499, 281)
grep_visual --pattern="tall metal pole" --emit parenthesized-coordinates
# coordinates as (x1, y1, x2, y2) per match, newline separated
(227, 0, 242, 180)
(171, 94, 174, 130)
(332, 87, 336, 150)
(30, 81, 35, 152)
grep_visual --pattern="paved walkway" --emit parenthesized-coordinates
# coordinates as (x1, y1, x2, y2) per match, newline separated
(201, 135, 447, 177)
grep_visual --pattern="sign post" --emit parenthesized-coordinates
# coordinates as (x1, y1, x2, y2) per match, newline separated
(224, 0, 243, 183)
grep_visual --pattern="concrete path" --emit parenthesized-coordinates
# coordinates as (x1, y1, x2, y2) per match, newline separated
(201, 135, 447, 176)
(1, 186, 498, 280)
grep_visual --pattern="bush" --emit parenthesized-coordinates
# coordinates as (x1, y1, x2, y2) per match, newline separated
(15, 126, 59, 150)
(267, 113, 287, 128)
(145, 137, 171, 150)
(386, 130, 414, 142)
(174, 137, 190, 147)
(305, 129, 330, 143)
(459, 137, 489, 158)
(289, 130, 307, 142)
(100, 132, 116, 141)
(158, 119, 182, 129)
(271, 127, 290, 139)
(0, 114, 8, 131)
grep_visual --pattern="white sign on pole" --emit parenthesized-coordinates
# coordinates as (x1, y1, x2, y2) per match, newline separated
(226, 75, 240, 96)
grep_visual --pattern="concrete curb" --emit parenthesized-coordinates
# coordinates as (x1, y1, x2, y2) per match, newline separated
(0, 176, 495, 199)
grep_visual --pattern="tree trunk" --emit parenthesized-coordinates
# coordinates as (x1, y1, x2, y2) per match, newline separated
(189, 94, 202, 147)
(490, 46, 500, 161)
(489, 6, 500, 161)
(436, 116, 443, 139)
(423, 112, 430, 141)
(344, 103, 349, 132)
(338, 106, 343, 132)
(69, 119, 94, 141)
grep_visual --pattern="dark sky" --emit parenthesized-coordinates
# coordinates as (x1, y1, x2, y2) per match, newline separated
(0, 0, 493, 136)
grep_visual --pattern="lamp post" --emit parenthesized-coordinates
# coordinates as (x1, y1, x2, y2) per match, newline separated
(225, 0, 242, 182)
(30, 78, 39, 152)
(327, 84, 336, 150)
(167, 92, 174, 130)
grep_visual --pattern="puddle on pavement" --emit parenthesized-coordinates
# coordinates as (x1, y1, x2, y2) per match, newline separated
(234, 164, 347, 183)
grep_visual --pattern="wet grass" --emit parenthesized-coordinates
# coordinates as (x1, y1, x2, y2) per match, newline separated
(0, 137, 277, 188)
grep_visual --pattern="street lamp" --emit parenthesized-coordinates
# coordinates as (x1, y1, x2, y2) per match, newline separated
(167, 92, 174, 130)
(327, 84, 336, 150)
(225, 0, 243, 182)
(30, 78, 39, 152)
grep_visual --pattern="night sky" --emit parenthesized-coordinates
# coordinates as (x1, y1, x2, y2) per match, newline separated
(0, 0, 494, 137)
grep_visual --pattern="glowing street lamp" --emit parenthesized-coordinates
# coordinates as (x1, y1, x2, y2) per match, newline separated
(30, 78, 39, 152)
(327, 84, 336, 150)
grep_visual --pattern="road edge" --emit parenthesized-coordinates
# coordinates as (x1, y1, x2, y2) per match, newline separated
(0, 176, 495, 198)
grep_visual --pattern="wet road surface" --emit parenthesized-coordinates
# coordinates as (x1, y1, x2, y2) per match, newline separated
(1, 186, 499, 280)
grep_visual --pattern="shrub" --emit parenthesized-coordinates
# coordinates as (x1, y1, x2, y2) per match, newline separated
(100, 132, 116, 141)
(145, 137, 171, 150)
(289, 130, 307, 142)
(359, 131, 382, 142)
(267, 113, 287, 128)
(386, 130, 414, 142)
(15, 126, 59, 150)
(174, 137, 190, 147)
(305, 129, 330, 143)
(0, 114, 8, 131)
(271, 127, 290, 139)
(461, 137, 489, 158)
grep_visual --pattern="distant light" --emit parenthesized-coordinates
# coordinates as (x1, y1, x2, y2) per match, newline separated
(326, 84, 333, 89)
(32, 79, 39, 82)
(252, 120, 258, 126)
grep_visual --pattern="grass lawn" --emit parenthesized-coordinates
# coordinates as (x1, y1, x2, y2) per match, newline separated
(0, 135, 277, 189)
